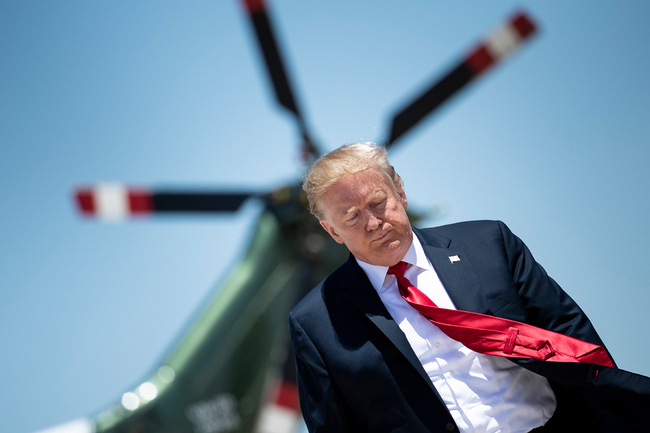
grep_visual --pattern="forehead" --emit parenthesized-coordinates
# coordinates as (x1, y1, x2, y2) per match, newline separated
(323, 168, 393, 208)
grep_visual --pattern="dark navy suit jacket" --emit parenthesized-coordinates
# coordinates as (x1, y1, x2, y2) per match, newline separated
(289, 220, 650, 432)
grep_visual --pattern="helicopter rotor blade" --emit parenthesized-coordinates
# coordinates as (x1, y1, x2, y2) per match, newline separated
(385, 12, 536, 149)
(75, 185, 260, 220)
(241, 0, 320, 161)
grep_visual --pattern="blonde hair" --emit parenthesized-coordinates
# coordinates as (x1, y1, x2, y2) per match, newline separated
(303, 142, 404, 220)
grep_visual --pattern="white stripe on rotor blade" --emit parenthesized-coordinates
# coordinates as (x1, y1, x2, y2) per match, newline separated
(96, 184, 128, 220)
(485, 23, 521, 60)
(33, 418, 95, 433)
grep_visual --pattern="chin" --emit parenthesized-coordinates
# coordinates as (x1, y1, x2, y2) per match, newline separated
(384, 240, 405, 256)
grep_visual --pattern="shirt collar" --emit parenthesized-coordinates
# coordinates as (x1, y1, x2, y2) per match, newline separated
(356, 233, 431, 294)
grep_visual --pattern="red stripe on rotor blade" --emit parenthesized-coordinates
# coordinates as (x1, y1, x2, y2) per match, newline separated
(75, 189, 96, 214)
(275, 381, 300, 411)
(242, 0, 265, 15)
(465, 45, 494, 76)
(511, 12, 536, 39)
(128, 190, 153, 214)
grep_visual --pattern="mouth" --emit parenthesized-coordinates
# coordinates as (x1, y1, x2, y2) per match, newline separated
(372, 229, 391, 243)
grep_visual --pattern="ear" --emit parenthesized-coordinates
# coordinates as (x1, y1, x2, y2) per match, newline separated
(397, 188, 408, 210)
(320, 220, 344, 244)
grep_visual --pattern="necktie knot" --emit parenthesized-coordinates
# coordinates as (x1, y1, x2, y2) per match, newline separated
(387, 261, 408, 279)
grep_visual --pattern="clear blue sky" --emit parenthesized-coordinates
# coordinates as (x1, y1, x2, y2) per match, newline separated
(1, 1, 649, 432)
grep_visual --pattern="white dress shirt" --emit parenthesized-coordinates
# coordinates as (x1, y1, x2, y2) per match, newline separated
(356, 235, 556, 433)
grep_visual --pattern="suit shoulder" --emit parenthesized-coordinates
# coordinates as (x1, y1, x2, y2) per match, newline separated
(290, 259, 347, 321)
(421, 219, 508, 238)
(291, 283, 324, 320)
(415, 220, 521, 255)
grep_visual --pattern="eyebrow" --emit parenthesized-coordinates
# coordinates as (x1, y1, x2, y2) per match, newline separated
(368, 190, 387, 203)
(342, 206, 359, 218)
(341, 190, 386, 217)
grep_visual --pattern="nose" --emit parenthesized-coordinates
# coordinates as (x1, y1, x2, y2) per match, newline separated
(365, 210, 382, 231)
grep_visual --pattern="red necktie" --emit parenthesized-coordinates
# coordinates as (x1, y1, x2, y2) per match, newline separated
(387, 261, 614, 368)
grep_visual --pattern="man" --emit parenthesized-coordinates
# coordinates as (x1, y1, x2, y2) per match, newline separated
(289, 143, 650, 432)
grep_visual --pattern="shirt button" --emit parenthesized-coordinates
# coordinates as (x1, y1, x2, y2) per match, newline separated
(435, 342, 441, 348)
(449, 370, 455, 376)
(445, 422, 455, 431)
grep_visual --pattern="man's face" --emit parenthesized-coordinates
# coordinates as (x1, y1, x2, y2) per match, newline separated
(319, 166, 412, 267)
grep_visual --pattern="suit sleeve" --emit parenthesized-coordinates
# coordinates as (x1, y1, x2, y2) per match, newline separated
(288, 312, 356, 432)
(496, 220, 617, 366)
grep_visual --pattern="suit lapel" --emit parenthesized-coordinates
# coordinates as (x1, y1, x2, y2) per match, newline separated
(414, 227, 490, 315)
(338, 255, 438, 390)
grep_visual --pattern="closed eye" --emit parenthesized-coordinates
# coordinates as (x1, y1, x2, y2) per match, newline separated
(345, 214, 359, 225)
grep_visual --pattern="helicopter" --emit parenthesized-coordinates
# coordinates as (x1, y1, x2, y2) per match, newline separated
(36, 2, 538, 433)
